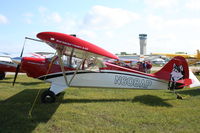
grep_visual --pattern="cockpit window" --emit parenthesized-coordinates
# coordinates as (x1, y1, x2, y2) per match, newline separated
(45, 49, 104, 71)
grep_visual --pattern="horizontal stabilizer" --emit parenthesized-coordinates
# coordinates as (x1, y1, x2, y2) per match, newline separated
(176, 79, 193, 88)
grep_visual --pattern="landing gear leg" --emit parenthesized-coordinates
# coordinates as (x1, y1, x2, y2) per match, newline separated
(41, 90, 56, 103)
(172, 84, 183, 100)
(41, 83, 68, 103)
(169, 81, 183, 100)
(174, 92, 183, 100)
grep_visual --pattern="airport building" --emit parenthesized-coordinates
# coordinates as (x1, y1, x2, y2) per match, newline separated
(139, 34, 147, 55)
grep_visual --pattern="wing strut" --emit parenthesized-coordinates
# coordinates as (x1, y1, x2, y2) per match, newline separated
(57, 49, 69, 86)
(68, 52, 88, 85)
(25, 37, 43, 42)
(69, 48, 74, 67)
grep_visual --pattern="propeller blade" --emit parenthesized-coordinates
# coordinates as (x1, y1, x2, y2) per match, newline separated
(20, 39, 27, 57)
(12, 64, 20, 86)
(12, 38, 27, 86)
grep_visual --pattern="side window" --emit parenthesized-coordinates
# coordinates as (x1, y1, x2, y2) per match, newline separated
(58, 55, 80, 69)
(84, 57, 101, 71)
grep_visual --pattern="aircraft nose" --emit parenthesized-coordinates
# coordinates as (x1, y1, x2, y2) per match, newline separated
(11, 57, 22, 64)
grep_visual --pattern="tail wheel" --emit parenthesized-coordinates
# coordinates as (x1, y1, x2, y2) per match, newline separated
(41, 90, 56, 103)
(0, 72, 5, 80)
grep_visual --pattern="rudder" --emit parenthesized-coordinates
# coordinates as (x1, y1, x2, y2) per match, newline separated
(152, 56, 189, 89)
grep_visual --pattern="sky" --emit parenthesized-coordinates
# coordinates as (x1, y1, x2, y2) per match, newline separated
(0, 0, 200, 56)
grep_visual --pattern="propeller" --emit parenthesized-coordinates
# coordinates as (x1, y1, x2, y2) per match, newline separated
(12, 37, 43, 86)
(12, 38, 26, 86)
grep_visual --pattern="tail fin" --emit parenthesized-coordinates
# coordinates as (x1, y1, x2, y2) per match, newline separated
(152, 56, 189, 89)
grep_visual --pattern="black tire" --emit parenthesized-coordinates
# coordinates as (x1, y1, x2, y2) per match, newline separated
(41, 90, 56, 103)
(0, 72, 5, 80)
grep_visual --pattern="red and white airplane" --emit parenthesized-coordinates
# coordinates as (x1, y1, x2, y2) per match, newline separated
(13, 32, 194, 103)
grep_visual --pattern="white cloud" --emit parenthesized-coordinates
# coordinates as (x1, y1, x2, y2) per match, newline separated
(38, 7, 62, 24)
(147, 14, 200, 30)
(147, 15, 164, 30)
(50, 12, 62, 23)
(144, 0, 180, 8)
(38, 6, 47, 14)
(0, 14, 8, 24)
(146, 14, 200, 53)
(166, 18, 200, 29)
(83, 5, 140, 30)
(32, 5, 199, 55)
(105, 31, 114, 38)
(185, 0, 200, 10)
(56, 14, 80, 33)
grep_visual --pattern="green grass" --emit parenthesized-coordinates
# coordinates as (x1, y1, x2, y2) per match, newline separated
(0, 75, 200, 133)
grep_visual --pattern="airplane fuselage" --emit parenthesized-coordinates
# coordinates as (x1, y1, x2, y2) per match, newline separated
(20, 57, 169, 95)
(39, 70, 168, 90)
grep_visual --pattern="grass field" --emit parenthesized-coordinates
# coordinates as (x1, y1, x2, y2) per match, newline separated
(0, 75, 200, 133)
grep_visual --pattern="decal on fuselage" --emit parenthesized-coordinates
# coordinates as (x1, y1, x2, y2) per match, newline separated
(168, 63, 184, 90)
(114, 75, 152, 88)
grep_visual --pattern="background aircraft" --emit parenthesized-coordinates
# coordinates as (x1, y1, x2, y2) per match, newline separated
(0, 52, 54, 80)
(152, 50, 200, 75)
(0, 56, 19, 80)
(152, 49, 200, 65)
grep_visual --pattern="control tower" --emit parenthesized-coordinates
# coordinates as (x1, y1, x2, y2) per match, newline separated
(139, 34, 147, 55)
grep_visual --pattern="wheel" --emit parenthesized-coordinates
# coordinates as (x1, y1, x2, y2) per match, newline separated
(41, 90, 56, 103)
(0, 72, 5, 80)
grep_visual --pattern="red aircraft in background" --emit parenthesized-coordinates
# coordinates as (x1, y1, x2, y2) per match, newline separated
(0, 52, 51, 80)
(12, 32, 194, 103)
(0, 56, 24, 80)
